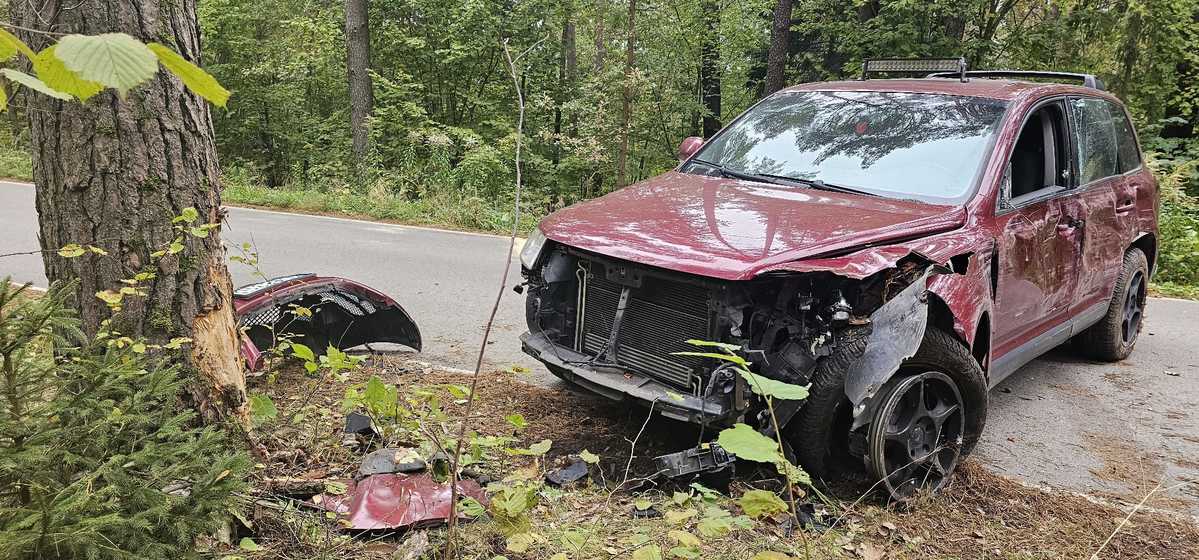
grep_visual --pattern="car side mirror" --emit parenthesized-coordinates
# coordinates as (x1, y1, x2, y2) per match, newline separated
(677, 136, 704, 162)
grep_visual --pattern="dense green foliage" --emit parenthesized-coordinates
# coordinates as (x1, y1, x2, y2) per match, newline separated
(0, 282, 249, 560)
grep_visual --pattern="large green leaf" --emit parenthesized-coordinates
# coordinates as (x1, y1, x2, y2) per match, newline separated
(738, 370, 810, 401)
(0, 27, 34, 61)
(0, 69, 72, 100)
(54, 33, 158, 96)
(737, 489, 787, 519)
(147, 43, 230, 107)
(715, 423, 780, 463)
(0, 83, 6, 112)
(33, 46, 103, 101)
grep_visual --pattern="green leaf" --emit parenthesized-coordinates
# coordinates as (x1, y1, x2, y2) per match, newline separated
(0, 69, 72, 100)
(323, 480, 348, 495)
(459, 496, 486, 517)
(147, 42, 230, 107)
(505, 532, 536, 553)
(290, 343, 315, 362)
(672, 350, 749, 367)
(715, 424, 780, 463)
(167, 241, 185, 255)
(664, 508, 697, 524)
(697, 516, 733, 538)
(176, 207, 200, 223)
(33, 46, 103, 101)
(509, 438, 552, 455)
(667, 529, 700, 548)
(634, 497, 653, 511)
(669, 546, 702, 559)
(504, 413, 527, 430)
(248, 393, 277, 425)
(632, 545, 664, 560)
(738, 489, 787, 519)
(57, 243, 85, 258)
(0, 27, 34, 60)
(753, 553, 797, 560)
(54, 33, 158, 96)
(579, 449, 600, 464)
(739, 370, 810, 401)
(683, 339, 742, 353)
(0, 82, 6, 112)
(238, 537, 263, 551)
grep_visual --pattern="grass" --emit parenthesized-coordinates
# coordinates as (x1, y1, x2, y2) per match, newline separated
(1151, 281, 1199, 300)
(223, 181, 543, 236)
(232, 356, 1199, 560)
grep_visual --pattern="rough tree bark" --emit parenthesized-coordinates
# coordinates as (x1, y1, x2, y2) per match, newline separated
(764, 0, 793, 96)
(345, 0, 373, 170)
(10, 0, 247, 423)
(614, 0, 637, 188)
(553, 0, 577, 164)
(700, 0, 721, 136)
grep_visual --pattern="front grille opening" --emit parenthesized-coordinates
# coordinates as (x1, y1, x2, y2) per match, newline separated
(576, 259, 713, 391)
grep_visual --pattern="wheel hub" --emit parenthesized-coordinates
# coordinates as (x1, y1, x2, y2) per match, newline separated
(1121, 270, 1145, 345)
(865, 371, 965, 501)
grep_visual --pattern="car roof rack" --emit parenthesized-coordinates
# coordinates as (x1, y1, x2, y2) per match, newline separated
(861, 57, 968, 81)
(926, 70, 1106, 91)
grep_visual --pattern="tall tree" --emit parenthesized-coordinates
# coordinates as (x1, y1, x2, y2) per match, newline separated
(700, 0, 722, 136)
(345, 0, 373, 171)
(764, 0, 793, 95)
(10, 0, 247, 422)
(615, 0, 637, 187)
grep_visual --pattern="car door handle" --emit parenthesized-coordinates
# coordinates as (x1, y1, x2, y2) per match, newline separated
(1115, 200, 1136, 213)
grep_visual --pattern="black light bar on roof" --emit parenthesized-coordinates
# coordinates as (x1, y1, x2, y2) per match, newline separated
(862, 57, 967, 81)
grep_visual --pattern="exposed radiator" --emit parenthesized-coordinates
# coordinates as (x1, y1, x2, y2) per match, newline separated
(576, 260, 712, 390)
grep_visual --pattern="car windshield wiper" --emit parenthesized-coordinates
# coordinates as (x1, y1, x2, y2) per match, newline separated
(755, 173, 879, 197)
(692, 160, 878, 197)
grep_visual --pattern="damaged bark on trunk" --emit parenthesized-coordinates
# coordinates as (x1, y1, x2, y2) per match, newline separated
(11, 0, 248, 423)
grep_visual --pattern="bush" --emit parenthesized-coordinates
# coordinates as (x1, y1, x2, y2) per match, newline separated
(0, 282, 249, 560)
(1151, 157, 1199, 286)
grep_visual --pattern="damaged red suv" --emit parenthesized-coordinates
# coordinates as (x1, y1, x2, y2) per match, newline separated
(519, 63, 1158, 500)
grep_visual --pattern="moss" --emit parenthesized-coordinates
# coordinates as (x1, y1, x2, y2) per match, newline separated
(148, 307, 174, 332)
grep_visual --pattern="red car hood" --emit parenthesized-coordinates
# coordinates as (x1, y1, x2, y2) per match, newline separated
(539, 172, 966, 281)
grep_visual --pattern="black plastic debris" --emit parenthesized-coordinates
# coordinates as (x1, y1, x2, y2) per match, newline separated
(344, 412, 374, 435)
(631, 505, 663, 519)
(358, 447, 427, 477)
(653, 443, 735, 479)
(545, 457, 590, 486)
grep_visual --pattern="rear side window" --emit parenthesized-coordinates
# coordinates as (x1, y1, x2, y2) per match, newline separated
(1071, 98, 1118, 184)
(1106, 101, 1142, 172)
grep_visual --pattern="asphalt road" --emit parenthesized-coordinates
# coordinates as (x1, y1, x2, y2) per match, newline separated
(2, 180, 1196, 517)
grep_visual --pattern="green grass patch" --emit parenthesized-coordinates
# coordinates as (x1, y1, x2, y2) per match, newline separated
(0, 136, 32, 181)
(1150, 281, 1199, 300)
(222, 181, 542, 235)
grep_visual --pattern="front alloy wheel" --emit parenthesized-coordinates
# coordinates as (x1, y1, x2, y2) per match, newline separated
(866, 371, 965, 501)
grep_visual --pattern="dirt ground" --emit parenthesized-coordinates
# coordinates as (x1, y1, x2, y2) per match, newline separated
(235, 355, 1199, 560)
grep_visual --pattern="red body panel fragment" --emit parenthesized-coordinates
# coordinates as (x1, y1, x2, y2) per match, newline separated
(309, 474, 487, 531)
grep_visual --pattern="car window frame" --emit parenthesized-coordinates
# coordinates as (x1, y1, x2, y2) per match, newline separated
(1103, 98, 1144, 176)
(995, 95, 1078, 215)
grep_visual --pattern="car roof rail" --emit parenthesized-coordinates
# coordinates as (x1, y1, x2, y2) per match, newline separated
(861, 57, 968, 81)
(927, 70, 1106, 91)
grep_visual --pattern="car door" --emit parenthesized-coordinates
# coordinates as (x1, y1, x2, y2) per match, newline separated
(991, 99, 1085, 361)
(1066, 97, 1128, 314)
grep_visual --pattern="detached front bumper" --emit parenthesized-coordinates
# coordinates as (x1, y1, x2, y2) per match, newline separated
(521, 332, 740, 425)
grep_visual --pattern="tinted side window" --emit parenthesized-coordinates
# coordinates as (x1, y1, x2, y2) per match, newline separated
(1071, 98, 1118, 184)
(1106, 101, 1142, 173)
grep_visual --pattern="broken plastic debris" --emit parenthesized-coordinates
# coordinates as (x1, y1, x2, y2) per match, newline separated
(344, 411, 374, 435)
(545, 457, 589, 486)
(307, 473, 487, 530)
(358, 447, 426, 477)
(652, 443, 735, 479)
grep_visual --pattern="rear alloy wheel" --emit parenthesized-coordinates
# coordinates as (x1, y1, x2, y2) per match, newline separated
(866, 371, 965, 501)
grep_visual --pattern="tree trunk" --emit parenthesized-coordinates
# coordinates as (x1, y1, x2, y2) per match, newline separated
(10, 0, 247, 423)
(554, 0, 576, 164)
(700, 0, 721, 136)
(764, 0, 793, 96)
(594, 0, 608, 74)
(345, 0, 373, 172)
(615, 0, 637, 188)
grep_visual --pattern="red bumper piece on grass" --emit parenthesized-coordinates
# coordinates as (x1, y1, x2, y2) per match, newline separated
(309, 473, 487, 530)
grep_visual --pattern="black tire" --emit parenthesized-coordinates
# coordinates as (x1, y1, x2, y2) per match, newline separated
(786, 326, 988, 480)
(785, 328, 869, 480)
(1075, 247, 1148, 362)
